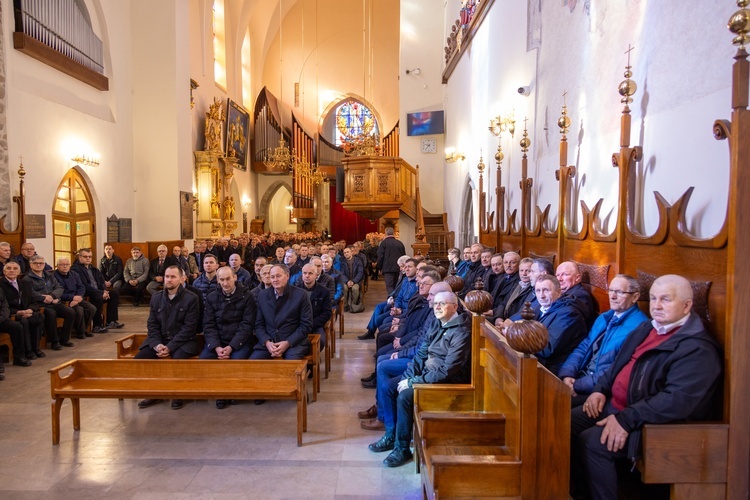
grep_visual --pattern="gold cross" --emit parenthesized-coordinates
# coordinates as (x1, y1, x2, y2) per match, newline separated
(625, 44, 635, 67)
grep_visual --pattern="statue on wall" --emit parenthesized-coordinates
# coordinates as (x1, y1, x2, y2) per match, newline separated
(223, 196, 236, 220)
(210, 194, 221, 220)
(204, 98, 225, 153)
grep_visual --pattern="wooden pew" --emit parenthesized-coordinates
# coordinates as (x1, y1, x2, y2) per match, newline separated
(414, 314, 571, 499)
(115, 332, 322, 401)
(48, 359, 308, 445)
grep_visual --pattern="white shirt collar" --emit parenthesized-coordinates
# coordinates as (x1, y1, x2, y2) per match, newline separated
(651, 314, 689, 335)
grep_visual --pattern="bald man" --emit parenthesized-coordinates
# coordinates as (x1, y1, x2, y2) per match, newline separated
(570, 275, 722, 500)
(556, 261, 599, 329)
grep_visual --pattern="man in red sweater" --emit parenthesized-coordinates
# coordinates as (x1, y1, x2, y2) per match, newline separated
(570, 274, 722, 500)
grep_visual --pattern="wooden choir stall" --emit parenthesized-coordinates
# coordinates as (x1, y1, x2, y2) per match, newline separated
(413, 6, 750, 499)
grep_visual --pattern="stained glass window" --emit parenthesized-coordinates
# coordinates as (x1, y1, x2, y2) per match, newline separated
(334, 100, 379, 146)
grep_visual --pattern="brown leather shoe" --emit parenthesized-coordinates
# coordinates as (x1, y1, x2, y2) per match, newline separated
(357, 404, 377, 419)
(361, 418, 385, 431)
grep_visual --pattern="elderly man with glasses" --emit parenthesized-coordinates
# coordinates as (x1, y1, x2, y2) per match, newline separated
(558, 274, 647, 407)
(368, 290, 472, 468)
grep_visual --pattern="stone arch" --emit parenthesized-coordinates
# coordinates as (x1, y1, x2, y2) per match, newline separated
(259, 180, 292, 222)
(458, 175, 476, 248)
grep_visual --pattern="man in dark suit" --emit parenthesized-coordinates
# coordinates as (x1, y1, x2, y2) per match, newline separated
(0, 261, 36, 367)
(377, 227, 406, 294)
(191, 242, 206, 273)
(73, 248, 124, 331)
(146, 244, 178, 298)
(556, 261, 599, 329)
(136, 265, 200, 410)
(296, 263, 331, 350)
(250, 264, 312, 360)
(496, 257, 535, 320)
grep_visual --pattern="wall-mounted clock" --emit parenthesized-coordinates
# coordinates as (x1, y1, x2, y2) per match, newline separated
(421, 137, 437, 154)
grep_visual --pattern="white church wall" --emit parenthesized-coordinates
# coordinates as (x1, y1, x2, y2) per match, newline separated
(442, 0, 733, 242)
(4, 0, 136, 259)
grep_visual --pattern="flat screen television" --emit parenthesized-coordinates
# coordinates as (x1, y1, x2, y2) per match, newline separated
(406, 110, 445, 136)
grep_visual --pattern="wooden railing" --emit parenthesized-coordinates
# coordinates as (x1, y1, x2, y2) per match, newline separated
(382, 121, 400, 157)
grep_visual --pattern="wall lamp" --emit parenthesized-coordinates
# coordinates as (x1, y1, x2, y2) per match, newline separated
(445, 148, 466, 163)
(489, 110, 516, 138)
(71, 154, 100, 167)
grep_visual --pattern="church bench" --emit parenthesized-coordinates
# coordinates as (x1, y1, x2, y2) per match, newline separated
(48, 358, 307, 445)
(115, 332, 321, 401)
(414, 314, 571, 499)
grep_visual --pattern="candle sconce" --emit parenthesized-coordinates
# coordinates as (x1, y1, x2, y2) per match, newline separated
(488, 111, 516, 138)
(444, 148, 466, 163)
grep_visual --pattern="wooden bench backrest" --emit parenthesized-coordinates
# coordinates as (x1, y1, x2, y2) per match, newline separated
(50, 359, 305, 390)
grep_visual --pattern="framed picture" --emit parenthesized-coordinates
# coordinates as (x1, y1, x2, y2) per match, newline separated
(225, 99, 250, 170)
(179, 191, 194, 239)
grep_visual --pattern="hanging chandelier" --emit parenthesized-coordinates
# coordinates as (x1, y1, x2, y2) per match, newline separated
(266, 137, 293, 171)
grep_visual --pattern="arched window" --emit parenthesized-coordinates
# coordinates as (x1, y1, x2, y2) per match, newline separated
(241, 28, 252, 109)
(334, 100, 379, 146)
(52, 169, 96, 264)
(213, 0, 227, 89)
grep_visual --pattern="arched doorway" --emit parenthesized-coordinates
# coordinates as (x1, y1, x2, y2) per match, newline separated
(259, 180, 296, 233)
(52, 168, 96, 264)
(458, 176, 475, 248)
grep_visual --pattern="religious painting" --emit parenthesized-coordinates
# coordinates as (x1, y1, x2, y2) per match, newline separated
(225, 99, 250, 171)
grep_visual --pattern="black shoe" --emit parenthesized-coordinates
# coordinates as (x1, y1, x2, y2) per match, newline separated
(138, 399, 163, 409)
(26, 352, 37, 360)
(75, 334, 86, 340)
(85, 331, 95, 337)
(0, 363, 4, 373)
(0, 373, 4, 380)
(13, 358, 32, 367)
(362, 378, 377, 389)
(132, 302, 140, 308)
(171, 399, 184, 410)
(61, 341, 75, 347)
(108, 321, 125, 329)
(357, 331, 375, 340)
(92, 326, 108, 334)
(216, 400, 228, 410)
(368, 435, 395, 453)
(254, 399, 266, 405)
(51, 342, 62, 351)
(35, 350, 46, 358)
(360, 372, 376, 382)
(383, 448, 413, 467)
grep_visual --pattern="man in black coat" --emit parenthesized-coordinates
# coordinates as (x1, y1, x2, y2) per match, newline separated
(0, 261, 35, 368)
(200, 266, 256, 409)
(73, 248, 124, 331)
(556, 261, 599, 329)
(250, 264, 312, 360)
(297, 263, 331, 350)
(136, 265, 200, 410)
(55, 257, 96, 338)
(571, 275, 722, 500)
(377, 227, 406, 294)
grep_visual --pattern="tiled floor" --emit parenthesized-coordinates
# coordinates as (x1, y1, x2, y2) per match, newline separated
(0, 279, 422, 498)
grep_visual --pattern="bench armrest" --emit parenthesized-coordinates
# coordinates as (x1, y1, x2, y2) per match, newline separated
(420, 411, 506, 446)
(414, 383, 476, 412)
(639, 423, 728, 484)
(115, 334, 140, 358)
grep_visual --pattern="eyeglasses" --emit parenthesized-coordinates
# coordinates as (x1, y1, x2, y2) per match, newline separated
(418, 281, 433, 287)
(434, 301, 457, 308)
(607, 289, 636, 297)
(31, 262, 45, 265)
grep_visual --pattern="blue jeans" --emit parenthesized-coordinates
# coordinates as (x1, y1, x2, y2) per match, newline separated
(199, 343, 252, 359)
(382, 376, 415, 450)
(377, 357, 410, 421)
(366, 301, 392, 332)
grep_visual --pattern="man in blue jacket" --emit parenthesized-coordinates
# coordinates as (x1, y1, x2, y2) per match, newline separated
(529, 274, 587, 375)
(571, 275, 722, 500)
(558, 274, 647, 407)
